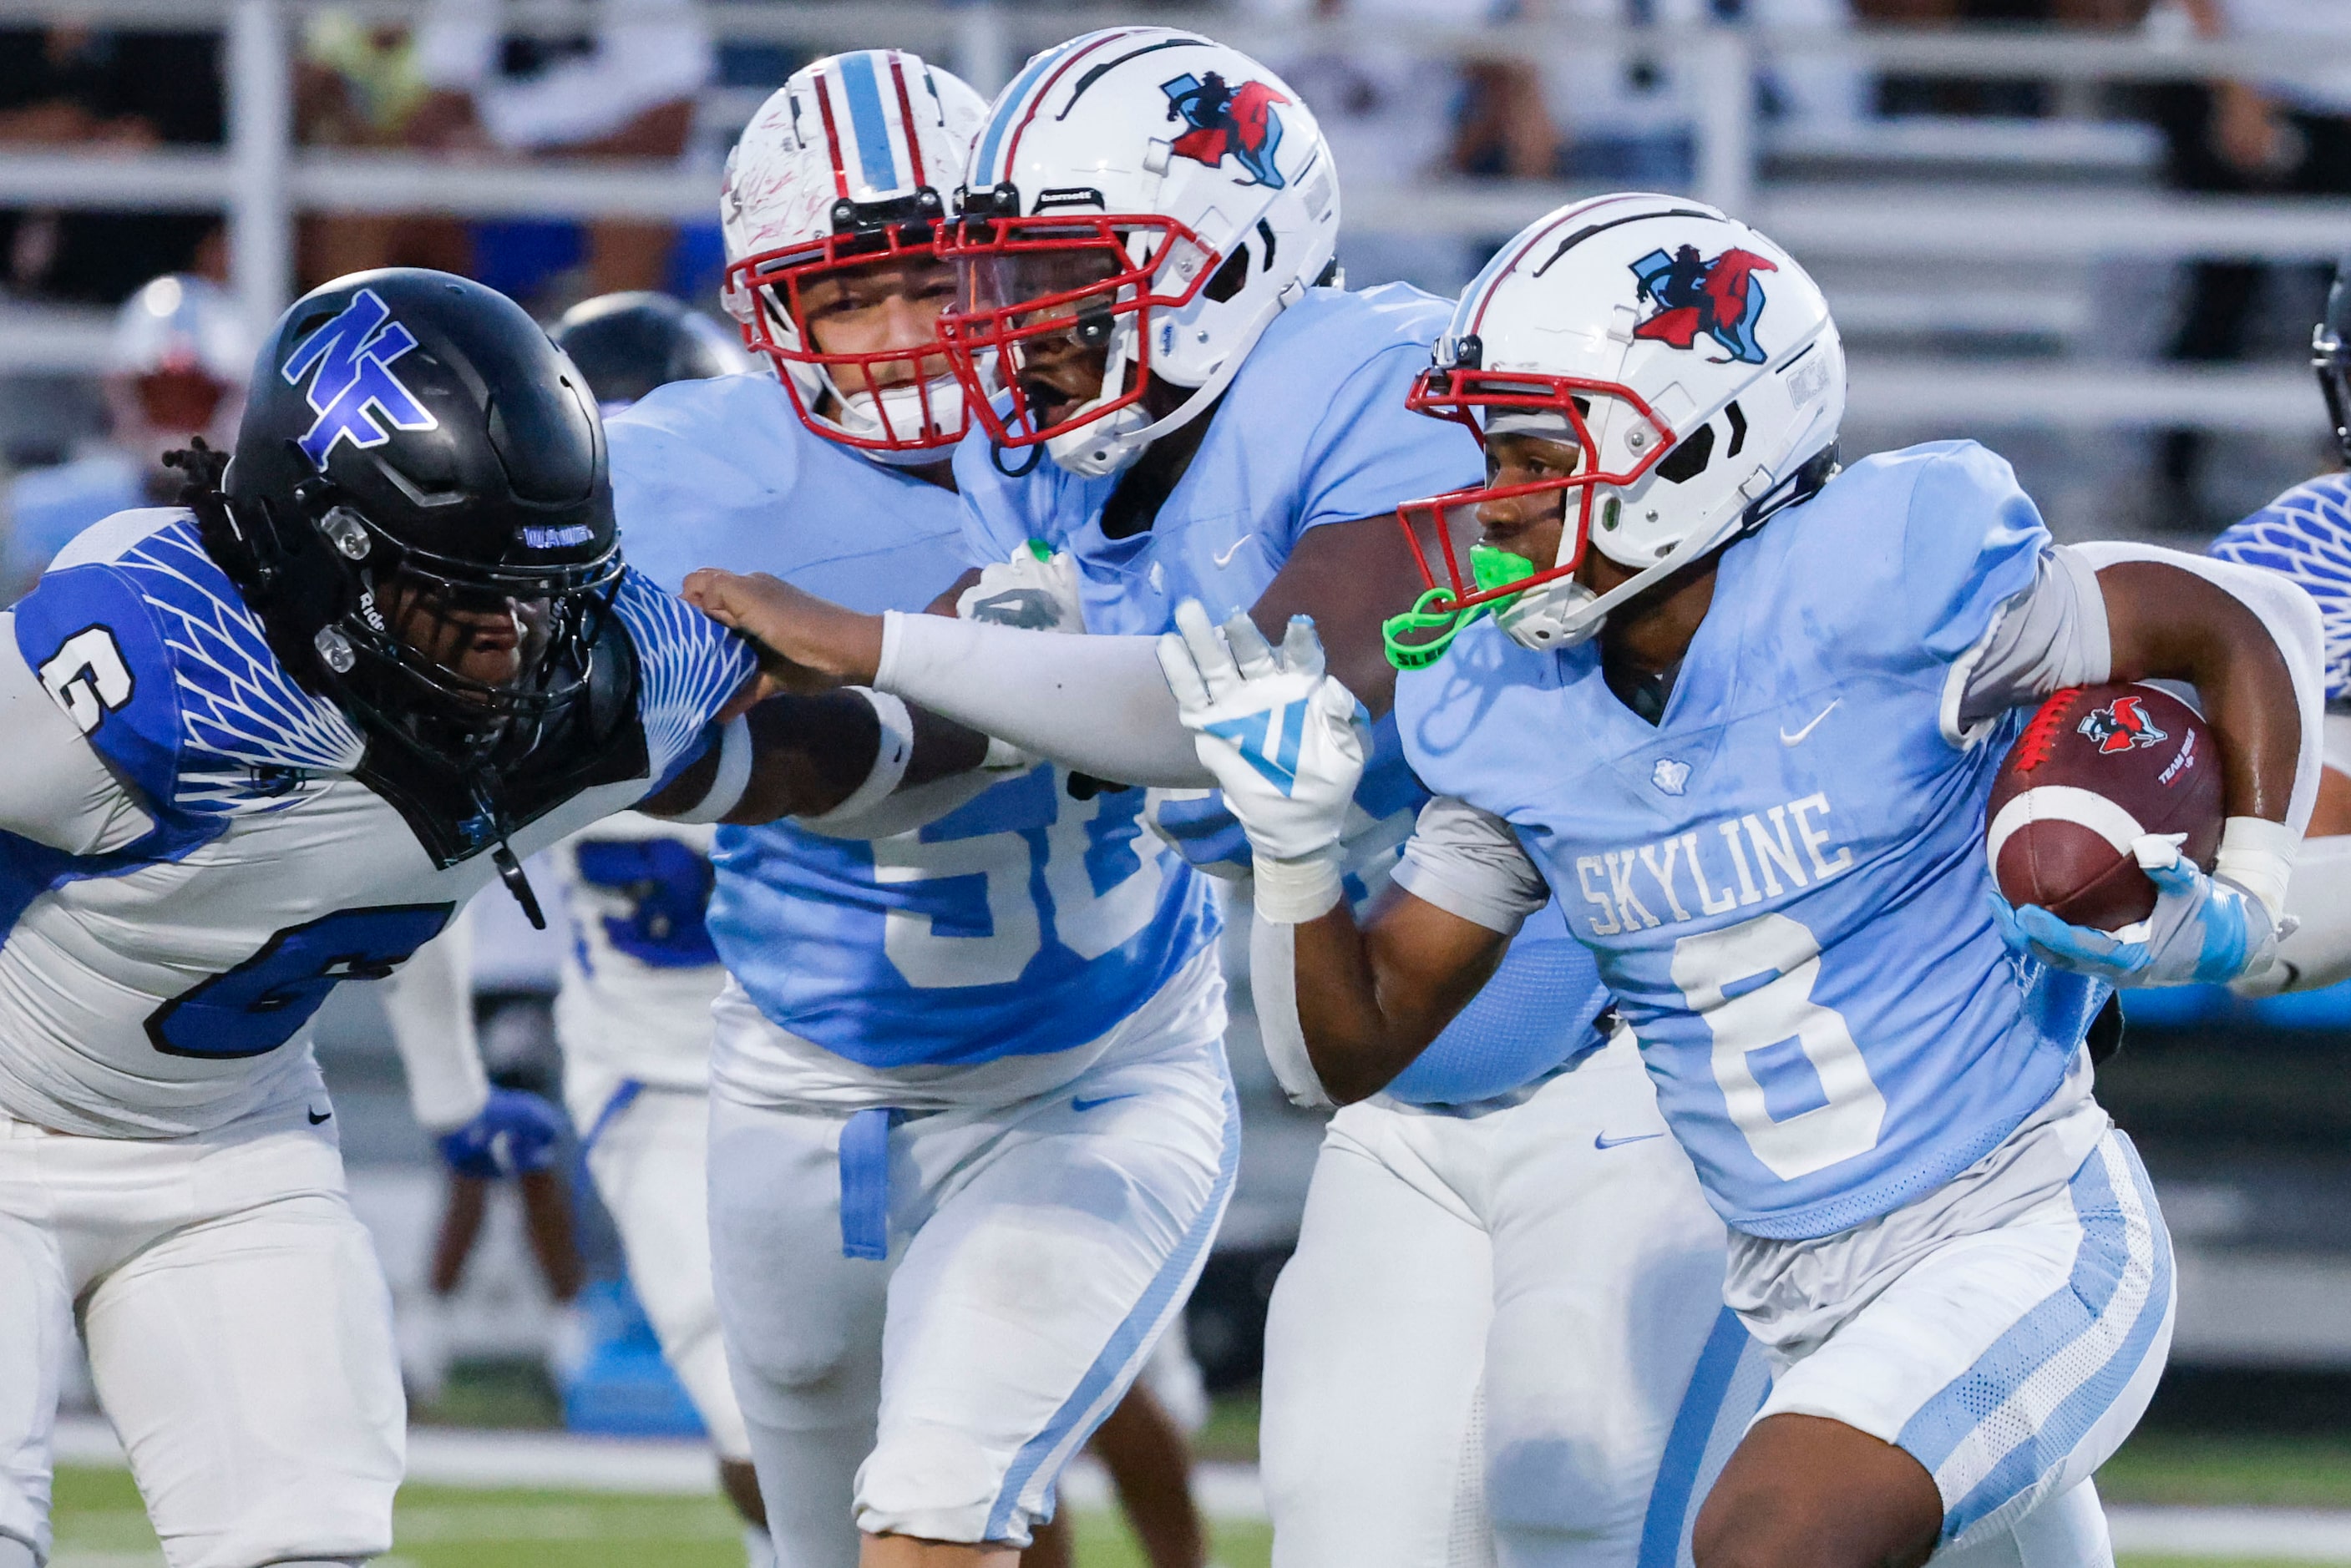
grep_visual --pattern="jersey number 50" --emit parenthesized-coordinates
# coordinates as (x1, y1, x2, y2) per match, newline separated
(146, 905, 453, 1058)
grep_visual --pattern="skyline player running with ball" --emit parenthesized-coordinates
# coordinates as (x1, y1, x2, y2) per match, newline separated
(1154, 195, 2320, 1565)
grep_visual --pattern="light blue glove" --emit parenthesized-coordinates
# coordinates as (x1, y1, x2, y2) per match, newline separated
(435, 1088, 566, 1180)
(1990, 832, 2278, 988)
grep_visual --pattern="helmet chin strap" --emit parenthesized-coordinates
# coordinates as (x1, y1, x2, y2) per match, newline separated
(1496, 445, 1838, 653)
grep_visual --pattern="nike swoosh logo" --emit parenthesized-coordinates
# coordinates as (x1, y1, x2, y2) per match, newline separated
(1594, 1130, 1664, 1150)
(1213, 536, 1251, 568)
(1072, 1092, 1141, 1113)
(307, 1109, 332, 1125)
(1779, 699, 1840, 746)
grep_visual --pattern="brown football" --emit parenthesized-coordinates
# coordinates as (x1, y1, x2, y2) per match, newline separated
(1986, 682, 2224, 933)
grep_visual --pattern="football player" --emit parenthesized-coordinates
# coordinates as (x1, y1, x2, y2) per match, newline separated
(1148, 196, 2318, 1565)
(604, 53, 1223, 1568)
(681, 32, 1761, 1567)
(0, 269, 953, 1568)
(3, 273, 253, 598)
(381, 288, 773, 1559)
(2210, 260, 2351, 996)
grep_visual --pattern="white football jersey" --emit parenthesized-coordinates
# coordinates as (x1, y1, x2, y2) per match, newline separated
(0, 508, 752, 1138)
(550, 812, 724, 1093)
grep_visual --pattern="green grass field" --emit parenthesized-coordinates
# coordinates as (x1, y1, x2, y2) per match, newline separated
(42, 1421, 2351, 1566)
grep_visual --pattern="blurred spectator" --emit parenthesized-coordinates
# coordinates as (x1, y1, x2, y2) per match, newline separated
(1856, 0, 2147, 114)
(2151, 0, 2351, 517)
(296, 15, 473, 283)
(1263, 0, 1523, 295)
(0, 24, 225, 303)
(412, 0, 713, 297)
(1533, 0, 1863, 188)
(1, 273, 251, 599)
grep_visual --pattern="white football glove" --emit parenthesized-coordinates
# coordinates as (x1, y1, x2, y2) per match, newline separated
(1157, 599, 1369, 921)
(955, 540, 1085, 771)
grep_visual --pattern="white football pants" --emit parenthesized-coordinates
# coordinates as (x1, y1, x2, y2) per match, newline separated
(567, 1067, 753, 1464)
(1263, 1031, 1753, 1568)
(0, 1080, 403, 1568)
(707, 955, 1235, 1565)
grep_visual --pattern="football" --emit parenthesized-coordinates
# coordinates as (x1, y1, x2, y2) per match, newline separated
(1985, 682, 2225, 933)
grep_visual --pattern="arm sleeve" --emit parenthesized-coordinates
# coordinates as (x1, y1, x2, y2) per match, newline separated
(380, 903, 490, 1135)
(2073, 539, 2328, 838)
(1946, 544, 2111, 741)
(0, 614, 155, 856)
(874, 612, 1211, 788)
(1389, 795, 1552, 935)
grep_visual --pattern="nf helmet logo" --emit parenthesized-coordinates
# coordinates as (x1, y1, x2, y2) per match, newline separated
(1651, 757, 1691, 795)
(1160, 72, 1289, 189)
(1629, 245, 1777, 366)
(2078, 694, 2169, 755)
(282, 289, 438, 467)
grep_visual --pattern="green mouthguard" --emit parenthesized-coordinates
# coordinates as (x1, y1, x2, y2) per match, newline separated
(1381, 545, 1538, 670)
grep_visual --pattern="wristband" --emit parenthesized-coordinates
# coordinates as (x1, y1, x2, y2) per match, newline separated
(2216, 814, 2297, 921)
(798, 690, 915, 831)
(1253, 845, 1347, 924)
(664, 714, 753, 825)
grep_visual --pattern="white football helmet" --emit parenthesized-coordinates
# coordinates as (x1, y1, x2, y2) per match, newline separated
(720, 50, 988, 461)
(1387, 194, 1844, 663)
(941, 28, 1341, 478)
(106, 272, 255, 471)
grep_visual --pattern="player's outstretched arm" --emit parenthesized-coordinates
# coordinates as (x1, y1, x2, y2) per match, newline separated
(677, 512, 1426, 793)
(638, 685, 987, 827)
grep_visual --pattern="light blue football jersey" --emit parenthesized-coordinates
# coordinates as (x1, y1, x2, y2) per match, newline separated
(3, 452, 144, 598)
(956, 283, 1614, 1102)
(609, 372, 1216, 1068)
(1398, 442, 2110, 1240)
(2208, 470, 2351, 704)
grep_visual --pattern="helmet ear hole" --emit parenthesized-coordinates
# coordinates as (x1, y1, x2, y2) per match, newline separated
(1203, 245, 1251, 304)
(1654, 422, 1716, 486)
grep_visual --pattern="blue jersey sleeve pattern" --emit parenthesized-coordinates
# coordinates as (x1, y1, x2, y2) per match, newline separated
(611, 569, 757, 794)
(12, 512, 364, 838)
(2209, 471, 2351, 704)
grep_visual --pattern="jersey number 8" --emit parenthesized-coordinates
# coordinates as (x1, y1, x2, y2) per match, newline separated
(1671, 913, 1887, 1181)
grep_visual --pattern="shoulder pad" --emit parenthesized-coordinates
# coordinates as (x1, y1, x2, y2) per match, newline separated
(13, 512, 364, 822)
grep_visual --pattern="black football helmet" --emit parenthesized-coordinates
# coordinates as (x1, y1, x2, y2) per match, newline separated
(549, 291, 747, 411)
(2318, 260, 2351, 467)
(210, 269, 623, 789)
